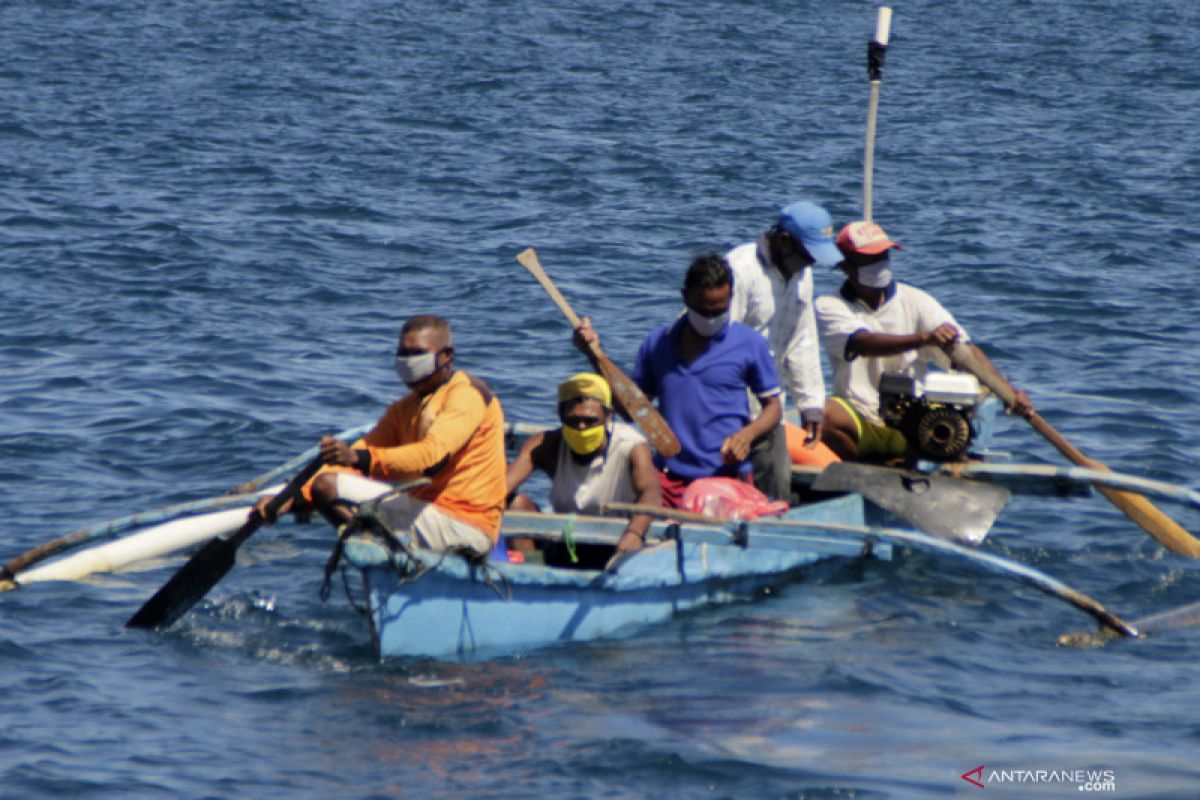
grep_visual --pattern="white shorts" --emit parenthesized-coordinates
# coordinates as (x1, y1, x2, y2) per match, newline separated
(335, 473, 493, 556)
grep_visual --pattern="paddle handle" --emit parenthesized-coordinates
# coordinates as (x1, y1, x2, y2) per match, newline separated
(516, 247, 585, 331)
(515, 248, 682, 458)
(951, 344, 1200, 557)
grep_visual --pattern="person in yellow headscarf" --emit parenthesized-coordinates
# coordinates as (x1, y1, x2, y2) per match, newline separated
(506, 372, 661, 561)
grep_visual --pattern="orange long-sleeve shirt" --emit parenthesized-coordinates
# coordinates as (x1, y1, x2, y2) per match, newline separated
(313, 371, 507, 539)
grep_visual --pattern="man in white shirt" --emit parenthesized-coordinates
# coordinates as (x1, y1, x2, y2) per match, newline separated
(815, 220, 1034, 462)
(725, 200, 841, 498)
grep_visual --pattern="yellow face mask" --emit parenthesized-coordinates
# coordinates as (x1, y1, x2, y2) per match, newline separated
(562, 423, 606, 456)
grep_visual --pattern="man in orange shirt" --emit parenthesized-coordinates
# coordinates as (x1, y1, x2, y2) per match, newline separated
(256, 314, 506, 555)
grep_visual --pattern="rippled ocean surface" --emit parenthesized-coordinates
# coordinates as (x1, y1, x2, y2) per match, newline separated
(3, 1, 1200, 797)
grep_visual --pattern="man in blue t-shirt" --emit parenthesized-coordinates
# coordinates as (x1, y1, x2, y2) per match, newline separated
(574, 252, 782, 507)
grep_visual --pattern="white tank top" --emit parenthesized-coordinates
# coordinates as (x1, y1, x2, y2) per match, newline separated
(549, 422, 646, 515)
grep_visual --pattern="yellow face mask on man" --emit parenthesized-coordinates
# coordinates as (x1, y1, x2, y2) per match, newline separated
(557, 372, 612, 456)
(561, 423, 606, 456)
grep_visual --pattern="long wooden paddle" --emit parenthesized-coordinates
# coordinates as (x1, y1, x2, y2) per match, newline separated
(515, 247, 681, 458)
(862, 6, 892, 220)
(126, 454, 326, 630)
(950, 343, 1200, 558)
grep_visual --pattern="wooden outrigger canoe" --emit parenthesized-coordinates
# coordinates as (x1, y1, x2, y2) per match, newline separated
(335, 484, 1140, 661)
(5, 410, 1163, 654)
(338, 493, 886, 661)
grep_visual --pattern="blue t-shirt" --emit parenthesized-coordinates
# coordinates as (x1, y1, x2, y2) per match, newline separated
(632, 316, 780, 480)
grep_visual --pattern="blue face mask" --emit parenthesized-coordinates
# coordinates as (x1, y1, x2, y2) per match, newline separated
(686, 308, 729, 338)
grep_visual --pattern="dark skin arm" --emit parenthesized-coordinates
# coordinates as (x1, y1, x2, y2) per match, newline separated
(253, 435, 363, 523)
(505, 431, 555, 498)
(961, 344, 1036, 419)
(616, 442, 663, 555)
(720, 394, 782, 464)
(572, 317, 639, 422)
(847, 322, 961, 358)
(849, 324, 1035, 418)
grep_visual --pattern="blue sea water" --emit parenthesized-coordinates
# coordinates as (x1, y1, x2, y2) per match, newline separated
(3, 0, 1200, 797)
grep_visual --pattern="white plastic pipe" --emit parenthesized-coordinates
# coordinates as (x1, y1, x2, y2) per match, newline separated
(875, 7, 893, 46)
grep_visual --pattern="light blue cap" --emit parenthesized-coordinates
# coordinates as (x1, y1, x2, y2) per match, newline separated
(777, 200, 842, 267)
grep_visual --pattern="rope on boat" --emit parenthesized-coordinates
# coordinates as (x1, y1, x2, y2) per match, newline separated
(561, 513, 578, 564)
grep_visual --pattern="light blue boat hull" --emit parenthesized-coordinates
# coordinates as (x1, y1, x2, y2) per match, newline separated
(342, 493, 887, 661)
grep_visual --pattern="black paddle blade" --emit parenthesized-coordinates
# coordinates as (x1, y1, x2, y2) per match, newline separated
(125, 534, 241, 629)
(126, 454, 327, 630)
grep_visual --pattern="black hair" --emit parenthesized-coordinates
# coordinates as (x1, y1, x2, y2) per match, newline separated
(400, 314, 452, 347)
(682, 252, 732, 293)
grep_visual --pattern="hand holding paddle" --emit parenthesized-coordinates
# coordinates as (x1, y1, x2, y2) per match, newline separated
(126, 454, 327, 630)
(515, 247, 681, 458)
(951, 343, 1200, 558)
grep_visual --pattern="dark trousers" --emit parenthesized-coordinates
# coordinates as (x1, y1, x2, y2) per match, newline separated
(749, 423, 790, 503)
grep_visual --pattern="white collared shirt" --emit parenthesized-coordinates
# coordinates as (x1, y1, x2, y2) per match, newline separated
(725, 236, 825, 422)
(815, 281, 969, 425)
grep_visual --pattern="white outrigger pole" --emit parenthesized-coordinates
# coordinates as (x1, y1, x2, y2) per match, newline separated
(863, 6, 892, 220)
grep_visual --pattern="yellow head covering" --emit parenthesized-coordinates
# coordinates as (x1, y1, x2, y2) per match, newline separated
(557, 372, 612, 409)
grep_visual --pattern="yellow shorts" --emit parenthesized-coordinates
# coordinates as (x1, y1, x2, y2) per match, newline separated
(831, 397, 908, 459)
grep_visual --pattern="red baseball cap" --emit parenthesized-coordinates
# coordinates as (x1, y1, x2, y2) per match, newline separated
(835, 220, 902, 261)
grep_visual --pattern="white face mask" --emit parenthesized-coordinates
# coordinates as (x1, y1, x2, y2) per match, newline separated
(856, 262, 893, 288)
(395, 352, 438, 386)
(686, 308, 729, 338)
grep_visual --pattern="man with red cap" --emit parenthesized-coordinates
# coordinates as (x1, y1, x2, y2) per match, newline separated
(815, 221, 1033, 462)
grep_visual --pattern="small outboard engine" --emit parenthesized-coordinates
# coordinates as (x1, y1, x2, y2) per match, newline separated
(878, 371, 984, 461)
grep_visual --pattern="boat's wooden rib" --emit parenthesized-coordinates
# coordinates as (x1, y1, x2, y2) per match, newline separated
(608, 502, 1138, 639)
(937, 462, 1200, 508)
(1060, 597, 1200, 647)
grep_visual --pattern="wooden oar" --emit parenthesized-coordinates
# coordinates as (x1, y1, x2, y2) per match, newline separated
(950, 343, 1200, 558)
(862, 6, 892, 220)
(606, 502, 1139, 638)
(126, 454, 326, 630)
(515, 247, 681, 458)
